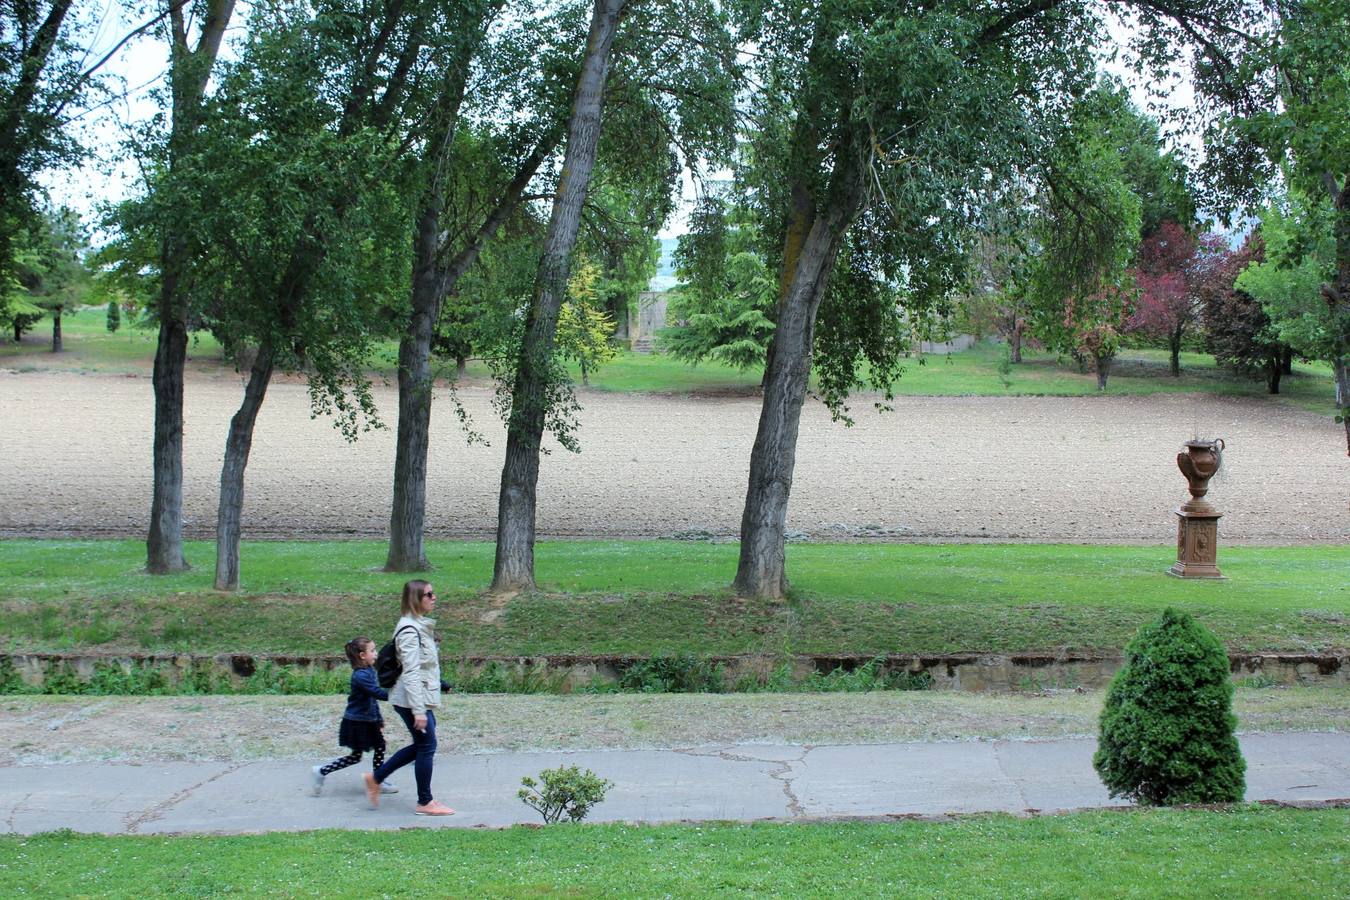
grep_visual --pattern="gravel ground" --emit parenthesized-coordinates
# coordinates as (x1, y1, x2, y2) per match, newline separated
(0, 370, 1346, 542)
(2, 689, 1347, 766)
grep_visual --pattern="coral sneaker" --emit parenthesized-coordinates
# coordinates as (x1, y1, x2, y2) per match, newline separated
(413, 801, 455, 816)
(362, 773, 381, 809)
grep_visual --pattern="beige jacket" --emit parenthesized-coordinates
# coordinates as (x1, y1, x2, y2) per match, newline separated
(388, 614, 440, 715)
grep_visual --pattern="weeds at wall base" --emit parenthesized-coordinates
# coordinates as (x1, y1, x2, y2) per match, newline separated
(0, 654, 934, 697)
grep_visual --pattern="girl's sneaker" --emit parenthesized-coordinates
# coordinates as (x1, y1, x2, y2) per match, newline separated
(310, 766, 325, 797)
(380, 780, 399, 794)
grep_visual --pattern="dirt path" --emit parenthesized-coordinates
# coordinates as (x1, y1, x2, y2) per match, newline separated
(0, 370, 1346, 542)
(4, 689, 1346, 765)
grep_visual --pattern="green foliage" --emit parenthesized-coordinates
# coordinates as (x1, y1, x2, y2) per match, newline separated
(518, 765, 613, 824)
(4, 206, 90, 325)
(617, 653, 727, 693)
(0, 0, 98, 289)
(1238, 194, 1342, 366)
(0, 657, 348, 696)
(803, 659, 933, 693)
(443, 661, 569, 695)
(660, 195, 778, 371)
(104, 299, 120, 333)
(1026, 85, 1143, 374)
(1199, 0, 1349, 216)
(1093, 608, 1245, 806)
(558, 258, 619, 384)
(167, 0, 413, 440)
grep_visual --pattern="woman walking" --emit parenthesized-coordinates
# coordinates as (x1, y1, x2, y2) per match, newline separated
(364, 579, 454, 816)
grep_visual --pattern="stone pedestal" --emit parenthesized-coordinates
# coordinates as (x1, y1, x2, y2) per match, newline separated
(1169, 509, 1224, 579)
(1167, 438, 1226, 579)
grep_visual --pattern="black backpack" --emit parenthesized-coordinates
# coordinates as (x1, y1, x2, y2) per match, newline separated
(375, 625, 419, 689)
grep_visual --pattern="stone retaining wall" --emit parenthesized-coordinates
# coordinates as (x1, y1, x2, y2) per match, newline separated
(4, 650, 1345, 693)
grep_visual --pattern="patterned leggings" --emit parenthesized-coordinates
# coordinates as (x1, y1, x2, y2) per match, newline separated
(319, 746, 385, 776)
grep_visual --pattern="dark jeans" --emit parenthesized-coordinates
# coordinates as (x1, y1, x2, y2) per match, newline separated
(373, 705, 436, 805)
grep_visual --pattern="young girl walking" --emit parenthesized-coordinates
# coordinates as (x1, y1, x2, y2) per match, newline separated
(311, 637, 398, 796)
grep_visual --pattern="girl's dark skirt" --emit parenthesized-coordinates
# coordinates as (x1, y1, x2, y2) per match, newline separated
(338, 718, 386, 753)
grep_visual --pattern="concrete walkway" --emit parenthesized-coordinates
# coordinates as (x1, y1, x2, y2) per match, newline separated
(2, 733, 1347, 835)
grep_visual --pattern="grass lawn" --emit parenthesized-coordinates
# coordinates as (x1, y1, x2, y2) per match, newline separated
(1, 807, 1346, 897)
(1, 540, 1346, 657)
(3, 312, 1335, 415)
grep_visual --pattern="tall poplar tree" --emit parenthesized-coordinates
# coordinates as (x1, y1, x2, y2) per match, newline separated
(490, 0, 738, 590)
(144, 0, 239, 574)
(718, 0, 1260, 598)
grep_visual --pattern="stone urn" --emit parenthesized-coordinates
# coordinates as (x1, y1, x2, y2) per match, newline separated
(1176, 439, 1224, 513)
(1169, 439, 1225, 579)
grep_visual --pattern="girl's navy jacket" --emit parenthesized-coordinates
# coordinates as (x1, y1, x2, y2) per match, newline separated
(343, 667, 388, 722)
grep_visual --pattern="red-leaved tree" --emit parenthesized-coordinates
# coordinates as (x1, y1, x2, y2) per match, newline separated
(1126, 221, 1199, 376)
(1194, 231, 1291, 394)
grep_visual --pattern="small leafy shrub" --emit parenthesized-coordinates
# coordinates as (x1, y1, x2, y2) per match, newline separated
(1093, 608, 1245, 806)
(518, 765, 614, 824)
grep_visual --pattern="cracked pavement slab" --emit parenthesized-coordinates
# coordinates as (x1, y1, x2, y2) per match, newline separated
(1, 733, 1347, 835)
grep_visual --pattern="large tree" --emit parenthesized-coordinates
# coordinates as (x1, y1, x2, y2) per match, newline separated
(1196, 231, 1289, 393)
(140, 0, 239, 574)
(383, 0, 571, 572)
(2, 204, 88, 348)
(1238, 194, 1343, 399)
(717, 0, 1258, 599)
(1127, 220, 1202, 376)
(186, 0, 419, 590)
(491, 0, 629, 592)
(1025, 85, 1144, 391)
(1198, 0, 1349, 451)
(490, 0, 738, 591)
(1, 0, 88, 287)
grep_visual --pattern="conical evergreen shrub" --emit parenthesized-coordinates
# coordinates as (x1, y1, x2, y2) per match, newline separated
(1093, 607, 1245, 805)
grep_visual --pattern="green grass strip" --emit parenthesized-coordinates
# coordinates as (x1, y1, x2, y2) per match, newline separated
(2, 807, 1346, 897)
(1, 540, 1346, 657)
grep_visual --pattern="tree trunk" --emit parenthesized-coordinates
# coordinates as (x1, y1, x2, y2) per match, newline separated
(1169, 326, 1182, 376)
(1266, 356, 1282, 395)
(1011, 318, 1023, 363)
(1095, 352, 1111, 391)
(147, 302, 190, 572)
(608, 290, 629, 342)
(50, 305, 61, 352)
(386, 207, 441, 572)
(214, 342, 275, 591)
(456, 356, 467, 379)
(385, 132, 559, 572)
(1280, 346, 1294, 374)
(1334, 356, 1349, 456)
(146, 0, 238, 575)
(733, 219, 847, 599)
(492, 0, 626, 592)
(1317, 175, 1350, 454)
